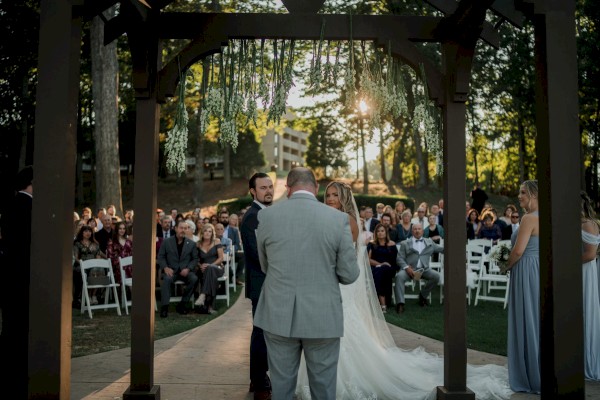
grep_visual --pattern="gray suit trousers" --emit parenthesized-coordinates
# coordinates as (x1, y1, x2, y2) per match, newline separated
(264, 331, 340, 400)
(394, 268, 440, 305)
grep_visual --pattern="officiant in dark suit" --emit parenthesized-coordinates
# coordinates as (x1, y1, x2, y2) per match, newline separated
(241, 172, 274, 400)
(394, 222, 444, 313)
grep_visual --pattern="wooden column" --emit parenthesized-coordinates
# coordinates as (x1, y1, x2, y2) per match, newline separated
(533, 1, 584, 397)
(123, 7, 161, 399)
(437, 41, 475, 400)
(28, 0, 82, 398)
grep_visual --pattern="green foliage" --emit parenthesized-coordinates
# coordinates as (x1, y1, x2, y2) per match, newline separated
(231, 128, 267, 178)
(305, 119, 349, 178)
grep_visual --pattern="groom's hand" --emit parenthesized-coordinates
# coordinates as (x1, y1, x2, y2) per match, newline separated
(405, 266, 415, 279)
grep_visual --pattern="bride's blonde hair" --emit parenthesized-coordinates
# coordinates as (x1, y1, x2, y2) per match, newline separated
(325, 181, 356, 220)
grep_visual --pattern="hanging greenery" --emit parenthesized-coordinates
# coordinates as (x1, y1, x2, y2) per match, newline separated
(164, 67, 189, 176)
(415, 63, 443, 175)
(165, 26, 443, 175)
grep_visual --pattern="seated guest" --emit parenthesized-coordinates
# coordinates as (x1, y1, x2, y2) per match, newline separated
(157, 220, 199, 318)
(424, 214, 444, 244)
(394, 223, 444, 314)
(380, 213, 399, 243)
(396, 210, 413, 243)
(368, 224, 399, 312)
(477, 213, 502, 244)
(363, 206, 379, 233)
(73, 225, 106, 307)
(502, 211, 520, 240)
(184, 219, 199, 242)
(95, 214, 114, 254)
(106, 221, 133, 286)
(466, 208, 481, 240)
(499, 204, 518, 225)
(382, 205, 398, 226)
(194, 224, 225, 314)
(214, 223, 232, 254)
(227, 213, 243, 250)
(430, 204, 443, 227)
(411, 207, 428, 227)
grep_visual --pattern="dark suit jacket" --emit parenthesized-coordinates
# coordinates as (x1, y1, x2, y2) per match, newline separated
(95, 228, 112, 254)
(366, 218, 379, 233)
(435, 213, 444, 227)
(224, 225, 241, 251)
(157, 236, 198, 272)
(156, 228, 176, 239)
(241, 201, 265, 301)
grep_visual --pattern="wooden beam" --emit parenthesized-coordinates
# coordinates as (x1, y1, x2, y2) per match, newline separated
(533, 1, 583, 397)
(437, 41, 475, 400)
(424, 0, 500, 47)
(28, 0, 82, 398)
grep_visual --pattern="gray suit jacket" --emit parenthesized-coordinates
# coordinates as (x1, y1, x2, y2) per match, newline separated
(254, 192, 359, 339)
(157, 236, 199, 272)
(396, 237, 444, 271)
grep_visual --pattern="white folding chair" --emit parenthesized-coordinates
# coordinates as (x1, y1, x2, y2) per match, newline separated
(80, 258, 121, 319)
(118, 256, 158, 315)
(474, 257, 510, 308)
(215, 255, 230, 307)
(228, 245, 237, 293)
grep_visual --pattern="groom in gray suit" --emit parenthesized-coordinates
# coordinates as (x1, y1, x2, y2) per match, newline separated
(254, 167, 359, 400)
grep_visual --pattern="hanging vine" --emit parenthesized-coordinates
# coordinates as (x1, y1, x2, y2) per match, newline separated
(165, 25, 442, 175)
(164, 65, 189, 175)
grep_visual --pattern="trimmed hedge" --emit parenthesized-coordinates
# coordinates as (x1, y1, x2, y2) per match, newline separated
(315, 192, 414, 212)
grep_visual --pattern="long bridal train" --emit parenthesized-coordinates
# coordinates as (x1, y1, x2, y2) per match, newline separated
(295, 243, 513, 400)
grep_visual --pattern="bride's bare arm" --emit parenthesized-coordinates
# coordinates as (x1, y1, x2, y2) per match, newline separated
(348, 214, 359, 242)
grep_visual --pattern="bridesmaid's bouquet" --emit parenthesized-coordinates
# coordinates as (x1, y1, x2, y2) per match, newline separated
(488, 243, 512, 274)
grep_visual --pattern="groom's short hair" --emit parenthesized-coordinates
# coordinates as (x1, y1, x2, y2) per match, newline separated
(287, 167, 317, 189)
(248, 172, 270, 198)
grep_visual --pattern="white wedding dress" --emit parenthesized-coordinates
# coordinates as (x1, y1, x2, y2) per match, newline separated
(295, 203, 513, 400)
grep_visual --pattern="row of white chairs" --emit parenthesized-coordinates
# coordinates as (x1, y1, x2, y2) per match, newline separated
(397, 238, 510, 309)
(79, 249, 234, 318)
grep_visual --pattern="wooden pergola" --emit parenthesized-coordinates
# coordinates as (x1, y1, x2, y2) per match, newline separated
(28, 0, 582, 399)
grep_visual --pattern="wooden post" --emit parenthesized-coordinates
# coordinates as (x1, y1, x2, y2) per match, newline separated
(28, 0, 82, 398)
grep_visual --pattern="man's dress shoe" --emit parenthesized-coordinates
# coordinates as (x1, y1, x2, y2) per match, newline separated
(396, 303, 405, 314)
(254, 389, 272, 400)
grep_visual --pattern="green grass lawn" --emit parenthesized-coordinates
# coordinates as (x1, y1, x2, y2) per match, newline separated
(70, 280, 508, 358)
(384, 286, 508, 356)
(67, 187, 513, 358)
(71, 283, 244, 358)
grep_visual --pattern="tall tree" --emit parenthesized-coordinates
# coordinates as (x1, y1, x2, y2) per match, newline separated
(305, 119, 348, 179)
(91, 6, 122, 215)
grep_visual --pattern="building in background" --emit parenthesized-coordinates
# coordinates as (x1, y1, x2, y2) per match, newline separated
(261, 112, 308, 172)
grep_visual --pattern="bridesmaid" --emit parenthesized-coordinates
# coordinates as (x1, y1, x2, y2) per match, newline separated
(505, 180, 540, 393)
(580, 191, 600, 380)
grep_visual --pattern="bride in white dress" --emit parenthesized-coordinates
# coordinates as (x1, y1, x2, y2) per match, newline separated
(295, 181, 513, 400)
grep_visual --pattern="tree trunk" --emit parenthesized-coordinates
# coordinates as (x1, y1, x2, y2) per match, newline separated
(517, 119, 526, 183)
(192, 111, 205, 205)
(389, 120, 406, 187)
(379, 129, 387, 184)
(360, 118, 368, 194)
(91, 7, 122, 216)
(413, 127, 426, 188)
(223, 143, 231, 186)
(473, 145, 479, 185)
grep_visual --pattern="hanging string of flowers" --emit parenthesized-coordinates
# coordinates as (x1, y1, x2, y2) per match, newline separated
(415, 63, 443, 175)
(164, 66, 189, 175)
(166, 27, 442, 174)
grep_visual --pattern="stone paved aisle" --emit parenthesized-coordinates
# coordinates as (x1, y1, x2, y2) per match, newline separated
(71, 291, 600, 399)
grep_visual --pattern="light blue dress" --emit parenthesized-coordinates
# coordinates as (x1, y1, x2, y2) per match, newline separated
(582, 229, 600, 380)
(507, 212, 540, 394)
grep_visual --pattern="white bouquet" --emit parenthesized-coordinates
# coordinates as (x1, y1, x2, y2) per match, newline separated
(488, 242, 512, 274)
